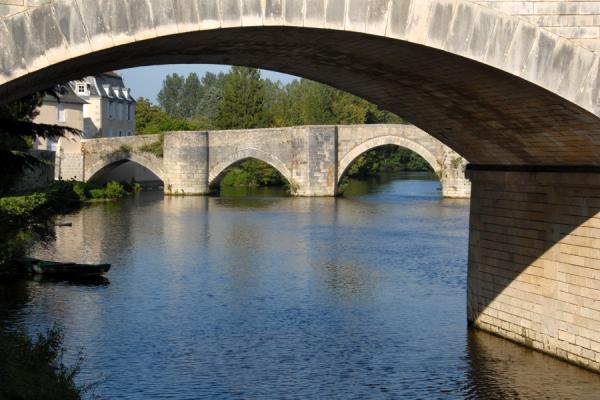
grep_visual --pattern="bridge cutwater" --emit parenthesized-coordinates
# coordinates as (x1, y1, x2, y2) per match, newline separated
(3, 0, 600, 372)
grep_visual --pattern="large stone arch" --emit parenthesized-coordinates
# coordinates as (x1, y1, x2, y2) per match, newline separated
(85, 152, 166, 183)
(1, 0, 600, 165)
(208, 147, 294, 188)
(337, 135, 442, 183)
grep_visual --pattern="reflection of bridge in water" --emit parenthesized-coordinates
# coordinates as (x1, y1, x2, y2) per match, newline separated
(5, 0, 600, 372)
(78, 124, 470, 198)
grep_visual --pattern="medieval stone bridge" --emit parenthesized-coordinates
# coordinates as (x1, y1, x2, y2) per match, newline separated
(6, 0, 600, 372)
(79, 124, 471, 198)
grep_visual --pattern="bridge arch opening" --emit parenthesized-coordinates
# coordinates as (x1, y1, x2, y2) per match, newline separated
(337, 135, 442, 194)
(87, 159, 165, 192)
(337, 143, 439, 196)
(209, 155, 294, 196)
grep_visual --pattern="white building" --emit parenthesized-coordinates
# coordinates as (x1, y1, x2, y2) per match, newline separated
(71, 72, 136, 138)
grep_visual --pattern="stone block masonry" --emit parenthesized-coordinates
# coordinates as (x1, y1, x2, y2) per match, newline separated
(468, 167, 600, 371)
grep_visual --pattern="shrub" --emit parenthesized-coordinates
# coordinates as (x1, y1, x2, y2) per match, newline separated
(103, 181, 127, 199)
(138, 134, 164, 158)
(0, 326, 88, 399)
(72, 182, 87, 201)
(87, 188, 104, 199)
(119, 144, 132, 154)
(0, 193, 48, 224)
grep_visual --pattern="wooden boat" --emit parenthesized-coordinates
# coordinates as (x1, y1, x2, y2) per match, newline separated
(26, 258, 111, 277)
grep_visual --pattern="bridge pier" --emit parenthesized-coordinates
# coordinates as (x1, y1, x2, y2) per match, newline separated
(467, 167, 600, 371)
(291, 126, 338, 197)
(164, 131, 209, 195)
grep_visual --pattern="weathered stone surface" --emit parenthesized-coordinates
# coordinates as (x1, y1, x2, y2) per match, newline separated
(77, 125, 471, 198)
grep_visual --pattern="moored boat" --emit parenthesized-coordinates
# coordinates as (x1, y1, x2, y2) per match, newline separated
(25, 258, 111, 277)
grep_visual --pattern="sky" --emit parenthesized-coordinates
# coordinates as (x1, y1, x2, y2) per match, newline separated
(119, 64, 298, 103)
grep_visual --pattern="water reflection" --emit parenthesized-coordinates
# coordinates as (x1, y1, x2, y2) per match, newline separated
(1, 172, 600, 398)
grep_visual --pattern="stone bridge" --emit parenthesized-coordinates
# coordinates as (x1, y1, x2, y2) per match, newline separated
(79, 124, 471, 198)
(6, 0, 600, 372)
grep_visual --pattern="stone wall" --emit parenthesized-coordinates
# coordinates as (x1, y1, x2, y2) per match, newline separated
(474, 1, 600, 52)
(468, 168, 600, 371)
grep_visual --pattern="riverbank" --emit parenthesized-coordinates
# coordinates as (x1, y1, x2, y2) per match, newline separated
(0, 180, 139, 278)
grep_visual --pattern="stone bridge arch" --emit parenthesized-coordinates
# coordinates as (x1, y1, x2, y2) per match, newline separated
(1, 0, 600, 166)
(208, 147, 295, 189)
(82, 136, 166, 183)
(337, 135, 442, 182)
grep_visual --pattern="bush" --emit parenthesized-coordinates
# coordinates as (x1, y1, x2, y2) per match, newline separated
(103, 181, 127, 199)
(0, 193, 48, 224)
(0, 326, 88, 399)
(72, 182, 87, 201)
(88, 188, 106, 199)
(138, 134, 164, 158)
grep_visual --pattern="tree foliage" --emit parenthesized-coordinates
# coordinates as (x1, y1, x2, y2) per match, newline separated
(215, 67, 267, 129)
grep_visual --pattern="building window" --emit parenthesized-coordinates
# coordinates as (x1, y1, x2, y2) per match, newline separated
(127, 104, 132, 121)
(119, 130, 123, 137)
(127, 131, 132, 136)
(108, 101, 113, 120)
(57, 103, 65, 122)
(77, 84, 85, 93)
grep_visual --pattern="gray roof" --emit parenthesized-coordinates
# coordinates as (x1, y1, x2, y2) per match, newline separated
(43, 84, 87, 105)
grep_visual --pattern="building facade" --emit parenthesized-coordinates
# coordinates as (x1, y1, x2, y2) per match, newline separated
(72, 72, 136, 139)
(33, 72, 136, 180)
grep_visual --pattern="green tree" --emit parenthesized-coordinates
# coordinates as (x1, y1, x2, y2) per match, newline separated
(215, 67, 267, 129)
(181, 73, 203, 119)
(157, 73, 185, 118)
(197, 72, 226, 124)
(135, 97, 205, 135)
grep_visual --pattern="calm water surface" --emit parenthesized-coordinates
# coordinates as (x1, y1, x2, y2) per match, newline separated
(3, 172, 600, 399)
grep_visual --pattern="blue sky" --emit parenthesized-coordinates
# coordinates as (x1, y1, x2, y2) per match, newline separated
(119, 64, 298, 103)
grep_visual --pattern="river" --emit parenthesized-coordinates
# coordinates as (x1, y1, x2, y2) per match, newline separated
(2, 172, 600, 399)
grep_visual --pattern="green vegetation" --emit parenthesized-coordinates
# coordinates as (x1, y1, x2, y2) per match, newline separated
(220, 159, 286, 188)
(345, 145, 432, 178)
(143, 68, 402, 133)
(0, 326, 90, 400)
(138, 134, 164, 158)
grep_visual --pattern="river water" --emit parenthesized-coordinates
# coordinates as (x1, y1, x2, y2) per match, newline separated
(2, 172, 600, 399)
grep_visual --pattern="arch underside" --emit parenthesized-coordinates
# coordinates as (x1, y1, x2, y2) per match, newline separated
(208, 148, 294, 187)
(338, 136, 442, 182)
(86, 155, 165, 183)
(2, 0, 600, 166)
